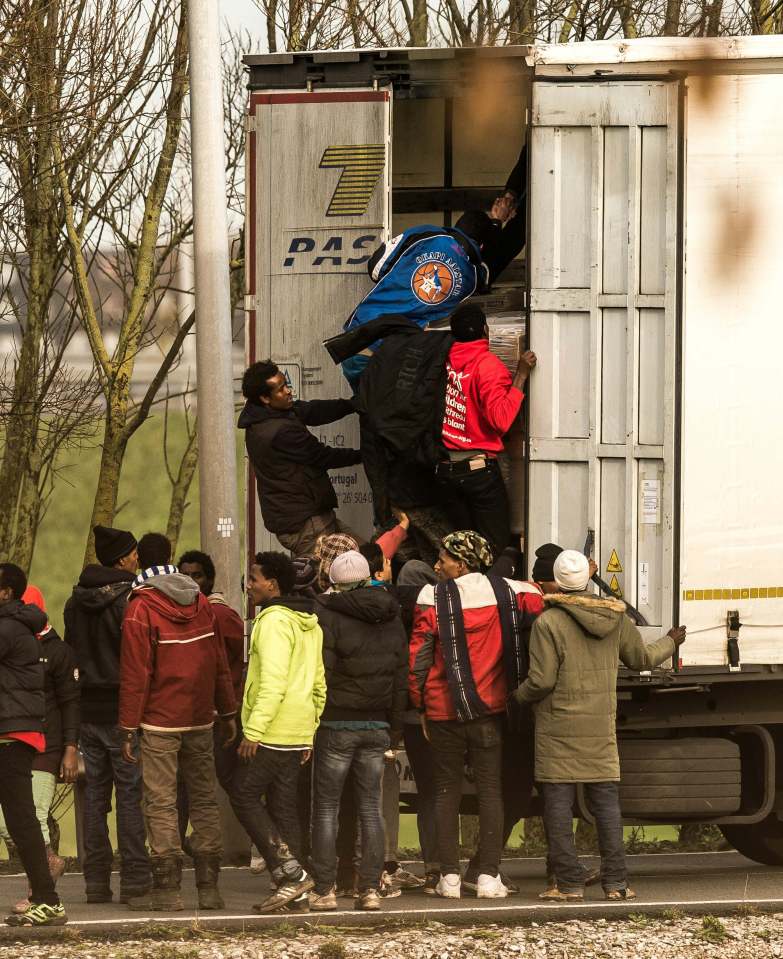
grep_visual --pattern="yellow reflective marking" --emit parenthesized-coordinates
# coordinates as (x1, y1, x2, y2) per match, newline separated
(683, 586, 783, 600)
(319, 144, 385, 217)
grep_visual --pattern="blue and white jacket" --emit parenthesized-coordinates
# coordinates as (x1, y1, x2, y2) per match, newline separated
(341, 225, 489, 387)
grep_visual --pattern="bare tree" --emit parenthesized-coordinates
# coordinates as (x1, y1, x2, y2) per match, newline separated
(0, 0, 110, 569)
(49, 0, 195, 563)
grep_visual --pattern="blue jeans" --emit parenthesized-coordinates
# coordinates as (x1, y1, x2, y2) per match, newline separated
(541, 781, 627, 893)
(311, 726, 388, 894)
(80, 722, 150, 894)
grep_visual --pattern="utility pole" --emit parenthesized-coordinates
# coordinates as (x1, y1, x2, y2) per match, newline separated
(187, 0, 247, 862)
(188, 0, 242, 614)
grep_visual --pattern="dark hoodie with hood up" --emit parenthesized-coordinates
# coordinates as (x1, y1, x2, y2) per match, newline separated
(119, 572, 236, 732)
(514, 592, 675, 784)
(64, 565, 135, 724)
(315, 587, 407, 731)
(0, 600, 47, 735)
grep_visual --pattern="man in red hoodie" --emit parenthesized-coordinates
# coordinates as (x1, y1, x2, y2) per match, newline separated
(119, 533, 236, 912)
(437, 303, 537, 555)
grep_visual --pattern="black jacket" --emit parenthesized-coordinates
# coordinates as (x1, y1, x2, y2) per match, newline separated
(239, 398, 362, 535)
(315, 587, 408, 730)
(0, 600, 47, 735)
(36, 627, 80, 775)
(63, 565, 134, 724)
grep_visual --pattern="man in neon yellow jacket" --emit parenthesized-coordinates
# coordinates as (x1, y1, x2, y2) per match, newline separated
(231, 551, 326, 915)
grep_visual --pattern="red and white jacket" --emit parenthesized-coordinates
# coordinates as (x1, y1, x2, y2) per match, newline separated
(119, 577, 236, 732)
(441, 339, 524, 453)
(409, 574, 544, 722)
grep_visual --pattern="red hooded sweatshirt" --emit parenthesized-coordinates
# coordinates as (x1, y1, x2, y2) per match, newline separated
(442, 339, 523, 453)
(119, 573, 236, 732)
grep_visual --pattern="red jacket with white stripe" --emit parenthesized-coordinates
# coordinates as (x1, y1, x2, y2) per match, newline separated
(119, 574, 236, 732)
(409, 573, 544, 722)
(441, 339, 524, 453)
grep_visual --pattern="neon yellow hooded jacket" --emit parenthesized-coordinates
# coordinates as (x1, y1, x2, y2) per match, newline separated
(242, 600, 326, 746)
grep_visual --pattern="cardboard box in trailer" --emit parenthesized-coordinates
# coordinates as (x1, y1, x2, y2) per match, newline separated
(244, 37, 783, 861)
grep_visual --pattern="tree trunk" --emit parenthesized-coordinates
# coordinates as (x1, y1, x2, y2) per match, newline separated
(508, 0, 536, 43)
(165, 429, 199, 554)
(706, 0, 723, 35)
(663, 0, 681, 35)
(84, 405, 129, 565)
(409, 0, 428, 45)
(616, 2, 638, 38)
(12, 455, 44, 575)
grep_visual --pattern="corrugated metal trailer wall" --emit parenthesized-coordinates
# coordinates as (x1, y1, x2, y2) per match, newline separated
(527, 80, 679, 635)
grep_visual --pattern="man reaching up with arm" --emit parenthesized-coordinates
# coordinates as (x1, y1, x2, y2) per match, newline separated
(512, 550, 686, 903)
(239, 360, 363, 556)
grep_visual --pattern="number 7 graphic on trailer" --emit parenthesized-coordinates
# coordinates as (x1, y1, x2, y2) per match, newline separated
(319, 144, 385, 216)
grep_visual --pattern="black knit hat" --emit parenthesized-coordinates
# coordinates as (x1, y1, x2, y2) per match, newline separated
(291, 556, 318, 594)
(94, 525, 137, 567)
(450, 302, 487, 342)
(532, 543, 563, 583)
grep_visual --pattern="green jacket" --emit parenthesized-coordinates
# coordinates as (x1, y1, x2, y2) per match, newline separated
(514, 593, 675, 783)
(241, 599, 326, 747)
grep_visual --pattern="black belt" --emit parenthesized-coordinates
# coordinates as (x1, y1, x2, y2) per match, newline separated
(437, 455, 496, 476)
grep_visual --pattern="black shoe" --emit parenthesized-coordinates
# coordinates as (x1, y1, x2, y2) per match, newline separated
(86, 887, 112, 903)
(424, 872, 440, 896)
(119, 885, 151, 904)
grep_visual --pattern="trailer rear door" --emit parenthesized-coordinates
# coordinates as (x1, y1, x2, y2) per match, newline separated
(246, 87, 391, 556)
(527, 80, 679, 634)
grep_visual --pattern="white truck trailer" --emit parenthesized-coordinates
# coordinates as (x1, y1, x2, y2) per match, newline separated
(244, 36, 783, 863)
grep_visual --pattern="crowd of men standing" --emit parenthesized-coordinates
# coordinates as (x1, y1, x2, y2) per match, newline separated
(0, 174, 684, 927)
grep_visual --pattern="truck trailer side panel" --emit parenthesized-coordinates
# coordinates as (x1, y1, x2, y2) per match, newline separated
(246, 89, 391, 554)
(679, 73, 783, 665)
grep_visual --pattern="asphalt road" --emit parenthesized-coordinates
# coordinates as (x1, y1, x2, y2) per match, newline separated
(0, 852, 781, 938)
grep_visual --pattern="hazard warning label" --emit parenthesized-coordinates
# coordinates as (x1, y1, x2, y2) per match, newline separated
(607, 549, 623, 573)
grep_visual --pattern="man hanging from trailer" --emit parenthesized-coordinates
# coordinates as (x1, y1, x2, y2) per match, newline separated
(335, 144, 528, 391)
(324, 144, 529, 548)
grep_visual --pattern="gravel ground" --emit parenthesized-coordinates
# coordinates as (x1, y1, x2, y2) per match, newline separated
(1, 913, 782, 959)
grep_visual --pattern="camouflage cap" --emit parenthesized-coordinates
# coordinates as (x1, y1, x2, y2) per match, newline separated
(441, 530, 494, 573)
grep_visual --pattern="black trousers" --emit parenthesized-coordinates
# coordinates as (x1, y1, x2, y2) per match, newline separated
(428, 715, 504, 878)
(231, 746, 304, 878)
(438, 459, 511, 557)
(465, 718, 535, 881)
(0, 741, 59, 905)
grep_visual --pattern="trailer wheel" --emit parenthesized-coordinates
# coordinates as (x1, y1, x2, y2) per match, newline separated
(720, 815, 783, 866)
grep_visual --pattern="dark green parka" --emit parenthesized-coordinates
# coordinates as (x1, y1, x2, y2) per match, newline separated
(514, 593, 675, 783)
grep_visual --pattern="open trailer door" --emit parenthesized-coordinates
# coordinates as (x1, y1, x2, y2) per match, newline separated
(526, 79, 680, 636)
(245, 86, 392, 557)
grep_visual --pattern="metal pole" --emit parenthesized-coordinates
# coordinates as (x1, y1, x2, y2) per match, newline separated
(187, 0, 249, 864)
(188, 0, 242, 614)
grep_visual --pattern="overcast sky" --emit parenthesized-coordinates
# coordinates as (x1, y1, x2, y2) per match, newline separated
(221, 0, 265, 47)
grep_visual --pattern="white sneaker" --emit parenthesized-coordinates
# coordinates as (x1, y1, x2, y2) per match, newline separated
(476, 873, 509, 899)
(435, 873, 461, 899)
(250, 846, 267, 875)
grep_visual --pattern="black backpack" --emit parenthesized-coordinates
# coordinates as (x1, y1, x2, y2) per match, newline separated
(357, 326, 453, 469)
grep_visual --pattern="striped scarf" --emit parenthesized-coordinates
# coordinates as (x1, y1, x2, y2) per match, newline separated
(132, 565, 178, 589)
(434, 575, 527, 723)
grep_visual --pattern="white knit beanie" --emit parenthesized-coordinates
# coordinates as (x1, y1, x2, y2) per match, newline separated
(553, 550, 590, 592)
(329, 550, 371, 586)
